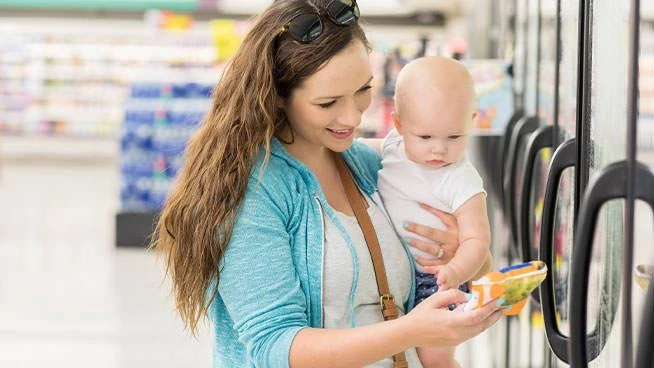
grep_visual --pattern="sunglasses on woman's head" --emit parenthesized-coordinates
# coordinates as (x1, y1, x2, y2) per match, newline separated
(279, 0, 360, 43)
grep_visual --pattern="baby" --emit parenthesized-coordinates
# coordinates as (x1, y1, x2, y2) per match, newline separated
(365, 56, 491, 368)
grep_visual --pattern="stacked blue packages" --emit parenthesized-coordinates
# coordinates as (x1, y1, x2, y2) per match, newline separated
(120, 82, 213, 211)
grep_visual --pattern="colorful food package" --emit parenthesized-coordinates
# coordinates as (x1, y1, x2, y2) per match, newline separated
(462, 261, 548, 316)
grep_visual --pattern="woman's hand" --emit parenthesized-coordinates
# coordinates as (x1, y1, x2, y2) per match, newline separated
(402, 289, 503, 348)
(404, 203, 460, 269)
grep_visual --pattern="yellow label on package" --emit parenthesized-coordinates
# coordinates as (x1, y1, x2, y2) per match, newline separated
(211, 20, 242, 61)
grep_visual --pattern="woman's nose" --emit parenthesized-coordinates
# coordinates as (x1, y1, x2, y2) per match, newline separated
(339, 100, 361, 127)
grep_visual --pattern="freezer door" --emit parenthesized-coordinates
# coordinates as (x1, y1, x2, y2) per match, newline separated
(633, 15, 654, 368)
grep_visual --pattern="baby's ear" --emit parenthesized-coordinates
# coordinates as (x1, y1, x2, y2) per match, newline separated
(392, 112, 403, 133)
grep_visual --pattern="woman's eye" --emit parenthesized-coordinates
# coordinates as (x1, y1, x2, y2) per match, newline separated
(318, 101, 336, 109)
(358, 85, 372, 93)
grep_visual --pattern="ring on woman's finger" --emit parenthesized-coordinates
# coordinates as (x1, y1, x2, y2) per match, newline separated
(435, 243, 445, 259)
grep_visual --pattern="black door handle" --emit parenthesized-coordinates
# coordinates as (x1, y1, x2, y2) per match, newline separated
(499, 110, 526, 208)
(538, 138, 576, 362)
(503, 116, 541, 247)
(497, 110, 525, 368)
(518, 125, 555, 306)
(569, 161, 654, 367)
(636, 281, 654, 368)
(503, 115, 533, 218)
(519, 125, 555, 264)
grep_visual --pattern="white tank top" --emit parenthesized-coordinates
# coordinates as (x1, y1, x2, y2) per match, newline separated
(322, 192, 423, 368)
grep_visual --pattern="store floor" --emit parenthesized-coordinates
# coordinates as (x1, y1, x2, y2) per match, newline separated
(0, 154, 493, 368)
(0, 156, 212, 368)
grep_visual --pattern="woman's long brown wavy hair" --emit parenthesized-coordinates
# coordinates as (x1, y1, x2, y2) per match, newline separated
(152, 0, 369, 335)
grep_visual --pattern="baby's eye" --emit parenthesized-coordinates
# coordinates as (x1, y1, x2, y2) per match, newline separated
(448, 135, 463, 140)
(318, 101, 336, 109)
(419, 135, 431, 140)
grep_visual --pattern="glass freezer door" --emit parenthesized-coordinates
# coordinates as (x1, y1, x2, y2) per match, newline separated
(507, 0, 544, 366)
(580, 0, 630, 365)
(632, 16, 654, 368)
(567, 0, 645, 367)
(537, 0, 580, 365)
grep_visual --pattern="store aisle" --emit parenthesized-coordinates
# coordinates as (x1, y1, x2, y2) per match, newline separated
(0, 156, 211, 368)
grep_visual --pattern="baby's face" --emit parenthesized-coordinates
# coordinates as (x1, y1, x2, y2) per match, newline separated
(395, 98, 475, 169)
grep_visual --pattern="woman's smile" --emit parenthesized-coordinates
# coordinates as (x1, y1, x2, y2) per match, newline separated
(326, 127, 355, 140)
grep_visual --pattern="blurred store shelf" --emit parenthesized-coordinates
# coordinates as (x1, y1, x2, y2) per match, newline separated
(1, 134, 118, 161)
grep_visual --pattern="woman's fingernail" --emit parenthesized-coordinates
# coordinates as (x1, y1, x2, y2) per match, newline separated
(465, 293, 473, 301)
(403, 222, 409, 229)
(495, 298, 505, 307)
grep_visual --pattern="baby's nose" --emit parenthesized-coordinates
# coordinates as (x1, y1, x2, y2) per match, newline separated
(431, 142, 447, 154)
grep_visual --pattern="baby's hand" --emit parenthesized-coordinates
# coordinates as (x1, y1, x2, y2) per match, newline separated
(427, 264, 463, 290)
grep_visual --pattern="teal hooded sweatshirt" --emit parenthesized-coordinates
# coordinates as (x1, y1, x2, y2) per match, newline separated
(209, 138, 416, 367)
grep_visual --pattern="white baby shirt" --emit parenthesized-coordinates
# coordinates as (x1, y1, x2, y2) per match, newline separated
(377, 129, 486, 272)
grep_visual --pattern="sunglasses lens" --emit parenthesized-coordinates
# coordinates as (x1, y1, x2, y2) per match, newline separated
(288, 13, 323, 43)
(327, 0, 360, 25)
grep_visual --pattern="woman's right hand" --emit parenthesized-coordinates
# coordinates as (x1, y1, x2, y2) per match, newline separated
(402, 289, 503, 348)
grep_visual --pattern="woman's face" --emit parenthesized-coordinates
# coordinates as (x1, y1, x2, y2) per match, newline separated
(284, 39, 373, 156)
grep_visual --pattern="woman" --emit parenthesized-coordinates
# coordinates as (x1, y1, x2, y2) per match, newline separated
(153, 1, 502, 367)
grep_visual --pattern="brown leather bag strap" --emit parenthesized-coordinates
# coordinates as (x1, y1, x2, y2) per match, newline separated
(332, 151, 408, 368)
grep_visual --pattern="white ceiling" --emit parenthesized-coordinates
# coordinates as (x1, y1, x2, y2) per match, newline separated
(216, 0, 462, 16)
(216, 0, 654, 21)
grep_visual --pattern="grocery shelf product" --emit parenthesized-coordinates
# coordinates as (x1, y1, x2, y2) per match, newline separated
(120, 81, 213, 211)
(0, 19, 218, 138)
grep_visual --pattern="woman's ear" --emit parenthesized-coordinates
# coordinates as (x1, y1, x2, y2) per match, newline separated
(276, 95, 291, 118)
(277, 94, 288, 110)
(392, 112, 403, 133)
